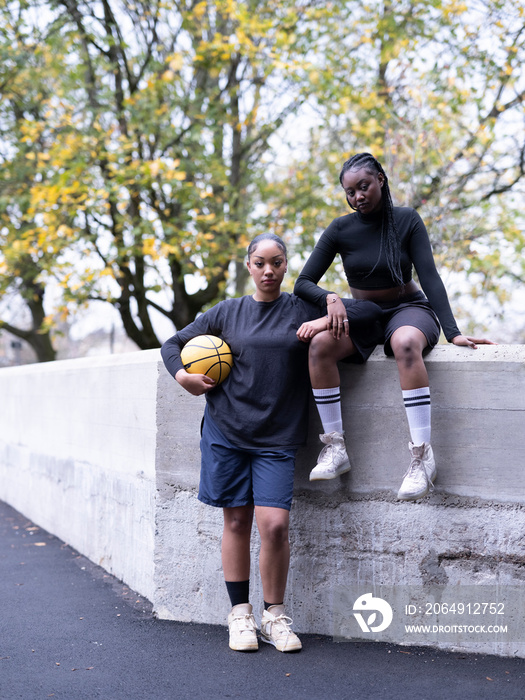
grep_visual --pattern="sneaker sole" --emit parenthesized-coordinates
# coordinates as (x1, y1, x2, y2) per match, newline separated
(397, 484, 430, 501)
(229, 640, 259, 652)
(259, 634, 302, 652)
(309, 463, 351, 481)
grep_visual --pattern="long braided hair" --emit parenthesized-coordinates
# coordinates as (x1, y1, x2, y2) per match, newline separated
(339, 153, 403, 286)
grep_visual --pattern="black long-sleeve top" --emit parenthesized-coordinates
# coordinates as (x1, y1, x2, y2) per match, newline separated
(294, 207, 461, 342)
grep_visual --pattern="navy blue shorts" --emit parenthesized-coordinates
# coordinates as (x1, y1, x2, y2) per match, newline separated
(198, 409, 297, 511)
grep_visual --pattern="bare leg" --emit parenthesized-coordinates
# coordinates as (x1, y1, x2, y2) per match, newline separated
(306, 331, 354, 479)
(255, 506, 290, 604)
(390, 326, 429, 390)
(390, 326, 436, 500)
(222, 505, 254, 581)
(223, 506, 258, 652)
(308, 331, 357, 389)
(256, 506, 302, 652)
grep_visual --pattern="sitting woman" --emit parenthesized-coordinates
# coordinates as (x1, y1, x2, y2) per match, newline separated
(294, 152, 494, 500)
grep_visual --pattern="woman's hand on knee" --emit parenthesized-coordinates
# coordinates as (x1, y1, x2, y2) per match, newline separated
(326, 298, 350, 339)
(297, 317, 330, 342)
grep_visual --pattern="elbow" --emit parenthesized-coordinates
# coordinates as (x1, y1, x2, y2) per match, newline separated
(294, 275, 307, 296)
(160, 340, 171, 359)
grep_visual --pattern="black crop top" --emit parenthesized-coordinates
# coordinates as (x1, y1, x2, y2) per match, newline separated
(294, 207, 461, 341)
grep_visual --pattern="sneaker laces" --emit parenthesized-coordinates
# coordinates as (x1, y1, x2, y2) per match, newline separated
(268, 613, 295, 640)
(403, 454, 434, 493)
(233, 613, 257, 633)
(317, 443, 334, 464)
(317, 433, 344, 462)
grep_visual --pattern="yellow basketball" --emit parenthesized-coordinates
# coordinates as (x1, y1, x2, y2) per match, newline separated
(180, 335, 233, 385)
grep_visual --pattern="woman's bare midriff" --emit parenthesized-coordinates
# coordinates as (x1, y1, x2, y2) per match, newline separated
(350, 279, 419, 302)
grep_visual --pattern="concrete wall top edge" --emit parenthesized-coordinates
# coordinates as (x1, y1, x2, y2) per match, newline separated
(0, 344, 522, 379)
(0, 348, 162, 376)
(367, 344, 523, 363)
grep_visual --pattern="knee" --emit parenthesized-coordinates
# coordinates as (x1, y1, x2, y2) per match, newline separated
(225, 512, 253, 538)
(391, 334, 423, 367)
(260, 519, 289, 548)
(309, 331, 336, 362)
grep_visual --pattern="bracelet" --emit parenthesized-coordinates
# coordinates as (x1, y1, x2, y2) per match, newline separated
(327, 295, 339, 304)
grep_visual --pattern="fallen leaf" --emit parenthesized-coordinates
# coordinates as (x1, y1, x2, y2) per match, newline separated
(486, 677, 493, 681)
(33, 543, 47, 547)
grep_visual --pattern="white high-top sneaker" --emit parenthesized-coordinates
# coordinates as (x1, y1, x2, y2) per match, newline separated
(418, 442, 436, 483)
(309, 432, 351, 481)
(397, 442, 435, 501)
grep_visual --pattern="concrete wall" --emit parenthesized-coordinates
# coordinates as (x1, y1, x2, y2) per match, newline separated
(1, 345, 524, 657)
(0, 351, 158, 601)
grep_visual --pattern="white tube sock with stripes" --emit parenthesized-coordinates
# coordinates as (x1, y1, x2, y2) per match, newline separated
(312, 386, 343, 435)
(402, 387, 431, 446)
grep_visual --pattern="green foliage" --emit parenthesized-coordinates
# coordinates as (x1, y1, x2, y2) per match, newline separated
(1, 0, 333, 352)
(267, 0, 525, 304)
(0, 0, 524, 359)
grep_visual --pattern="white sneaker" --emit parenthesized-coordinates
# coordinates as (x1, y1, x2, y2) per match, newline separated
(227, 603, 258, 651)
(397, 442, 435, 501)
(309, 432, 351, 481)
(418, 442, 436, 483)
(260, 605, 302, 652)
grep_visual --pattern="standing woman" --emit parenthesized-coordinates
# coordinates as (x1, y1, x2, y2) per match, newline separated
(161, 233, 381, 652)
(294, 152, 494, 500)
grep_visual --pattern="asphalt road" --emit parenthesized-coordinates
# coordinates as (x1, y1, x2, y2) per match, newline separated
(1, 499, 524, 700)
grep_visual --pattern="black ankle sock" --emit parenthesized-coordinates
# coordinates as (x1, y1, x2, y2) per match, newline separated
(225, 580, 250, 607)
(264, 601, 284, 610)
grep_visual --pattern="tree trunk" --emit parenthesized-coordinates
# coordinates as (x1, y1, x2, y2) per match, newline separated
(0, 322, 56, 363)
